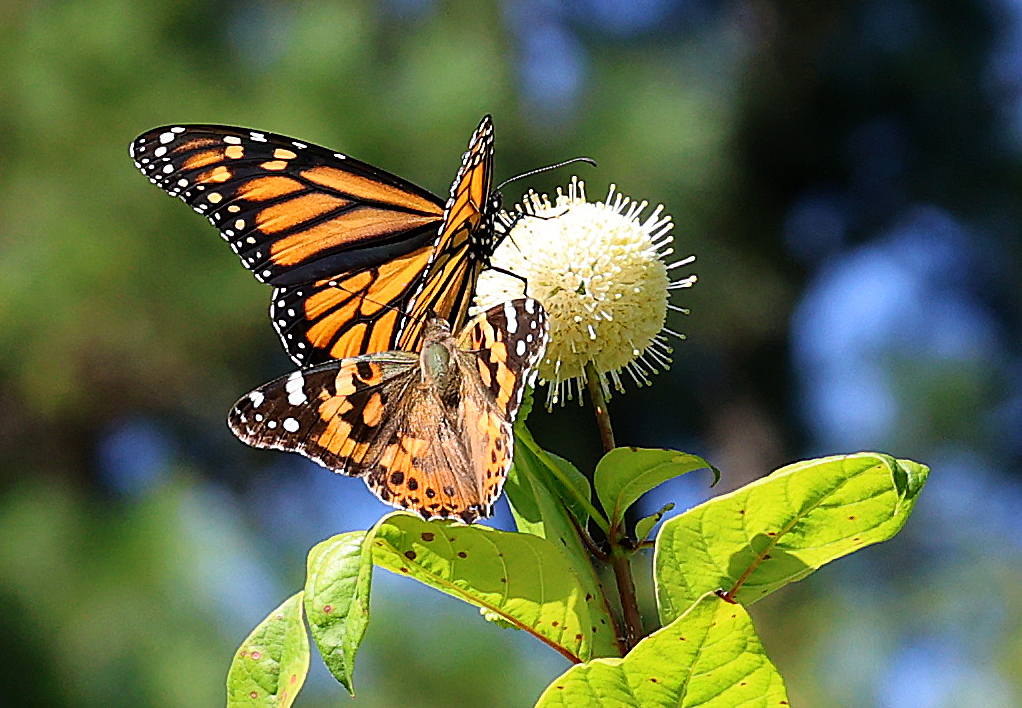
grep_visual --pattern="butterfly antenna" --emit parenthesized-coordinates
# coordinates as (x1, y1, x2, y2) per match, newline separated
(494, 156, 593, 256)
(488, 264, 528, 288)
(496, 156, 596, 191)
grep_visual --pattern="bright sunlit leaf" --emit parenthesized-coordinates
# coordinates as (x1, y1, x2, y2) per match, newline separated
(634, 502, 675, 543)
(534, 592, 789, 707)
(304, 531, 373, 695)
(370, 512, 603, 663)
(593, 447, 714, 528)
(227, 592, 310, 708)
(508, 432, 622, 658)
(655, 453, 929, 621)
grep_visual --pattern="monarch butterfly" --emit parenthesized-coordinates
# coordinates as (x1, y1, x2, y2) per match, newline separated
(130, 116, 504, 365)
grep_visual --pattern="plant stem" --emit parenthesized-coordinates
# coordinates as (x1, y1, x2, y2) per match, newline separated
(568, 512, 609, 563)
(584, 362, 616, 453)
(609, 547, 643, 651)
(581, 364, 642, 652)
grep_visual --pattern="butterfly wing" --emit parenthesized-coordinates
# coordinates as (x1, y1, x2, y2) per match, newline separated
(397, 115, 501, 351)
(132, 118, 503, 366)
(352, 299, 549, 522)
(452, 298, 550, 513)
(227, 336, 505, 522)
(270, 246, 432, 364)
(271, 116, 502, 364)
(228, 352, 419, 476)
(357, 384, 498, 523)
(130, 125, 445, 286)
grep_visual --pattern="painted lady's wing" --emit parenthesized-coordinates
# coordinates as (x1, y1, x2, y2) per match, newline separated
(227, 352, 419, 476)
(353, 298, 548, 521)
(227, 298, 548, 523)
(451, 298, 549, 515)
(228, 343, 499, 521)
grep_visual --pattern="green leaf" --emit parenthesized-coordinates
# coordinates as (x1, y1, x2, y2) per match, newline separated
(545, 452, 593, 524)
(655, 453, 929, 622)
(507, 436, 622, 658)
(515, 419, 601, 529)
(508, 436, 586, 541)
(634, 503, 675, 543)
(304, 531, 373, 695)
(227, 592, 310, 708)
(534, 593, 789, 708)
(593, 448, 714, 529)
(370, 512, 602, 663)
(518, 383, 538, 423)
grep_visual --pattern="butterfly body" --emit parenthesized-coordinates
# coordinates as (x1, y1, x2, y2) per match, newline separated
(228, 299, 549, 523)
(131, 117, 503, 364)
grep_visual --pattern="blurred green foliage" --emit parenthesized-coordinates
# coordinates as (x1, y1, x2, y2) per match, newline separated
(2, 0, 1021, 706)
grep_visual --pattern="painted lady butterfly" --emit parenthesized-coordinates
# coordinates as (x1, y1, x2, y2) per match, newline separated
(228, 298, 548, 523)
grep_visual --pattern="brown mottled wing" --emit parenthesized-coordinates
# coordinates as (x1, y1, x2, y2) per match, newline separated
(357, 385, 499, 523)
(226, 336, 504, 522)
(228, 353, 419, 478)
(353, 299, 549, 522)
(453, 298, 550, 513)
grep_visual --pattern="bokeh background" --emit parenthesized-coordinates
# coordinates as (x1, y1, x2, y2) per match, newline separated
(2, 1, 1020, 706)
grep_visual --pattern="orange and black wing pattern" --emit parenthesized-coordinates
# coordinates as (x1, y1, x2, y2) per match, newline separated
(130, 125, 445, 286)
(451, 298, 549, 513)
(131, 117, 503, 366)
(397, 116, 500, 351)
(269, 246, 434, 363)
(228, 298, 549, 523)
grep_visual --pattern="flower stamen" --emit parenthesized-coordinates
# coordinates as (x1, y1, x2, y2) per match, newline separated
(475, 177, 696, 407)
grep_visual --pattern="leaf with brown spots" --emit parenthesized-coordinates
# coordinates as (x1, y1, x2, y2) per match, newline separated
(304, 532, 374, 696)
(655, 453, 929, 621)
(370, 512, 597, 663)
(534, 593, 789, 708)
(507, 424, 622, 659)
(227, 592, 309, 708)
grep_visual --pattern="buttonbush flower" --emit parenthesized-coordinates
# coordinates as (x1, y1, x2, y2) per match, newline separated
(475, 178, 696, 407)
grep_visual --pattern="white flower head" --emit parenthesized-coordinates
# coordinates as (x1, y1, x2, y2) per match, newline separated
(475, 177, 696, 407)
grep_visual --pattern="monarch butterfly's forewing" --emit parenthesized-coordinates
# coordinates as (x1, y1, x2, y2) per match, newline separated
(397, 116, 501, 350)
(131, 117, 503, 365)
(130, 125, 445, 285)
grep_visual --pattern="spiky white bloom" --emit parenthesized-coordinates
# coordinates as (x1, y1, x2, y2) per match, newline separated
(475, 178, 696, 407)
